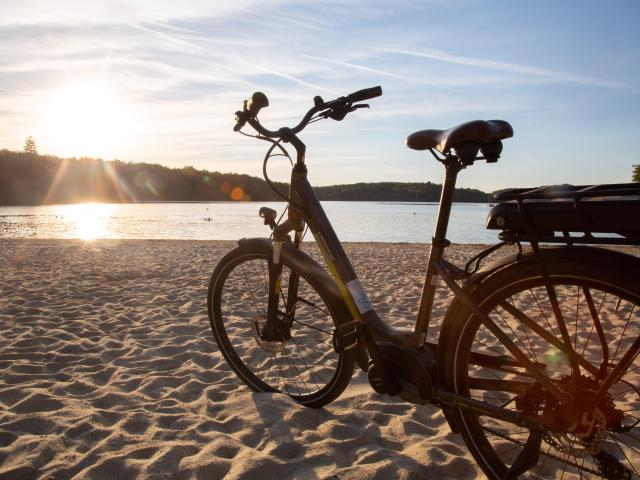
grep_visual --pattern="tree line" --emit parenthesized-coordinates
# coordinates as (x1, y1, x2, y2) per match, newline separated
(0, 150, 288, 205)
(314, 182, 488, 202)
(0, 149, 494, 205)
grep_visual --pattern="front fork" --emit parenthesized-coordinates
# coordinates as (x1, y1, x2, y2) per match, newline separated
(260, 242, 290, 342)
(261, 194, 305, 342)
(263, 236, 304, 342)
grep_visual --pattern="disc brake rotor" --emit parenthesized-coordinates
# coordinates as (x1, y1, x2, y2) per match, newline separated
(544, 408, 607, 458)
(516, 374, 623, 458)
(252, 319, 286, 354)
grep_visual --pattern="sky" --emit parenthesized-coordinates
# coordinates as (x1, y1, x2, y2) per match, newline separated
(1, 0, 639, 192)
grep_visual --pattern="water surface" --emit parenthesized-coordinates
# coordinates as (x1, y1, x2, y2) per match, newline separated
(0, 201, 499, 243)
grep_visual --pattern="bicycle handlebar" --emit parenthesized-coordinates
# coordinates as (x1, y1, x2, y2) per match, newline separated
(233, 86, 382, 137)
(344, 86, 382, 103)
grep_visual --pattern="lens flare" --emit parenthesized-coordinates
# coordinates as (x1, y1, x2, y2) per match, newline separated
(230, 186, 244, 201)
(58, 203, 114, 240)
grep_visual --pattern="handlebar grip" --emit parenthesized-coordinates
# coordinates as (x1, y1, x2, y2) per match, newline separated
(345, 86, 382, 103)
(247, 92, 269, 116)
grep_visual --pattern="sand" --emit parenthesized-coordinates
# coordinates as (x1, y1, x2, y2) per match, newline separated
(1, 239, 639, 479)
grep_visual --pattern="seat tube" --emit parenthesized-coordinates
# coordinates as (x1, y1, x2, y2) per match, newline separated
(414, 160, 461, 345)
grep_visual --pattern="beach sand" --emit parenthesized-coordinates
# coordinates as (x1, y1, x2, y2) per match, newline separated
(1, 239, 638, 479)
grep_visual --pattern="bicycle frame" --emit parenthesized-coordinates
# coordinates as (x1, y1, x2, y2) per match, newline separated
(218, 89, 640, 478)
(268, 140, 586, 417)
(247, 115, 640, 442)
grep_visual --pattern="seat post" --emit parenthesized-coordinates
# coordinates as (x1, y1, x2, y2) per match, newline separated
(432, 158, 461, 244)
(414, 157, 462, 345)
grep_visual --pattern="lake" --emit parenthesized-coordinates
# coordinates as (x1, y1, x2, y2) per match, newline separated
(0, 201, 499, 243)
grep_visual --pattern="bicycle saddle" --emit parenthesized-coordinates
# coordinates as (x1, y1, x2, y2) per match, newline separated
(406, 120, 513, 153)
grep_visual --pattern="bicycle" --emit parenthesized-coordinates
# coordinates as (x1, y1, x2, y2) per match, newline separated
(207, 86, 640, 479)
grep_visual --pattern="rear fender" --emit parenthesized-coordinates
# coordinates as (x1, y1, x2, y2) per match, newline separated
(460, 244, 640, 293)
(435, 244, 640, 433)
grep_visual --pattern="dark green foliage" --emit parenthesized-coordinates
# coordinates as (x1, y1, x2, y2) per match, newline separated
(633, 164, 640, 183)
(0, 150, 287, 205)
(314, 182, 487, 202)
(0, 150, 489, 205)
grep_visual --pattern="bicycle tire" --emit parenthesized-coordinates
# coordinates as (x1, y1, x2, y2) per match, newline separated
(207, 243, 354, 408)
(441, 251, 640, 479)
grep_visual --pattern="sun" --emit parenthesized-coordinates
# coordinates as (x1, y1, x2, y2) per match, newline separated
(41, 78, 133, 158)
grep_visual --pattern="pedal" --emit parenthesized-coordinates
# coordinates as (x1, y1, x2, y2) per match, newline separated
(332, 320, 359, 353)
(368, 363, 388, 394)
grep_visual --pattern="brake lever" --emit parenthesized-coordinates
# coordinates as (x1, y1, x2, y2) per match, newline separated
(233, 100, 250, 132)
(318, 102, 370, 121)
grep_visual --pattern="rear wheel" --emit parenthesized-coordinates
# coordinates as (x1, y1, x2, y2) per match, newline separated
(443, 257, 640, 479)
(207, 245, 354, 408)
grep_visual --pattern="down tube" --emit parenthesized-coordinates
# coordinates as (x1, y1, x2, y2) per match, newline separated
(293, 170, 411, 343)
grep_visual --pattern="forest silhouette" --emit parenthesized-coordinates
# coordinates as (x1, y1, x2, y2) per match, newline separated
(0, 149, 488, 205)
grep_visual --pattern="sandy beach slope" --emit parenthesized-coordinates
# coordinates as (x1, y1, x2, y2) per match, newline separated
(2, 239, 638, 479)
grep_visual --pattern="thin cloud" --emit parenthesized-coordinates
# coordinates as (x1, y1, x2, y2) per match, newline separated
(124, 22, 203, 52)
(0, 0, 270, 26)
(390, 48, 629, 91)
(237, 60, 329, 92)
(301, 54, 406, 80)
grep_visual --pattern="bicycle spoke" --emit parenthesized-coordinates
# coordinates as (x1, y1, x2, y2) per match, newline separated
(283, 349, 309, 396)
(496, 305, 539, 364)
(608, 433, 640, 477)
(573, 286, 581, 350)
(499, 299, 600, 377)
(289, 339, 334, 370)
(290, 338, 329, 386)
(292, 318, 332, 335)
(295, 295, 331, 316)
(611, 305, 636, 364)
(581, 287, 609, 375)
(530, 288, 558, 338)
(472, 338, 511, 358)
(239, 263, 266, 315)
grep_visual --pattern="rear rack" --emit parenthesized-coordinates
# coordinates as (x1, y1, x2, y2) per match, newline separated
(487, 183, 640, 246)
(494, 183, 640, 201)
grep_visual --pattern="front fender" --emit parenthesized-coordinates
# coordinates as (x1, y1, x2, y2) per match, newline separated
(238, 238, 346, 312)
(237, 238, 370, 370)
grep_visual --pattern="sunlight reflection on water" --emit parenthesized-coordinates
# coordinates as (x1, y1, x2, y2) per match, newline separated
(56, 203, 115, 240)
(0, 202, 498, 243)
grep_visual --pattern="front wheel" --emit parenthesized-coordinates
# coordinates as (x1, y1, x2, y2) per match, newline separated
(207, 244, 354, 408)
(442, 255, 640, 479)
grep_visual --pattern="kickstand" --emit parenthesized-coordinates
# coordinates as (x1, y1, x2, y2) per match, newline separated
(503, 430, 543, 479)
